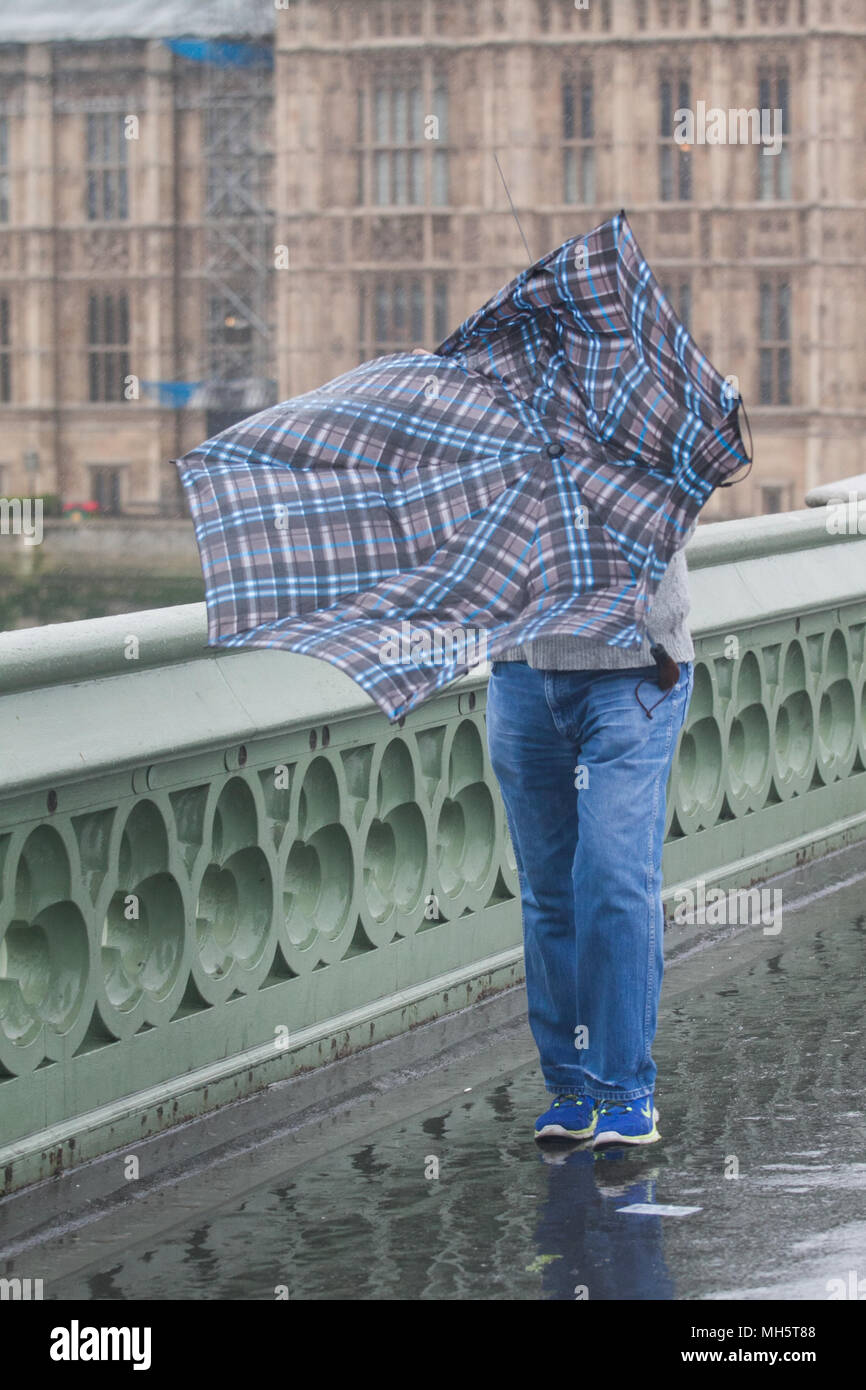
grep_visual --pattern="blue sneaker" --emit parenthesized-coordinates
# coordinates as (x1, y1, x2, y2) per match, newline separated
(593, 1097, 660, 1146)
(534, 1093, 598, 1141)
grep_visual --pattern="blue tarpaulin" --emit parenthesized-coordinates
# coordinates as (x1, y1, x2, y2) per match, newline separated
(163, 38, 273, 69)
(141, 380, 203, 408)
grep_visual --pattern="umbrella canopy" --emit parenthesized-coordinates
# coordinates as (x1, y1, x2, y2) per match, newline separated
(175, 211, 748, 722)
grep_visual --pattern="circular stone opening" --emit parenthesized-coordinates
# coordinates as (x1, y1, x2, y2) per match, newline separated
(677, 717, 722, 817)
(819, 680, 855, 760)
(775, 691, 813, 780)
(728, 703, 770, 794)
(102, 872, 185, 1010)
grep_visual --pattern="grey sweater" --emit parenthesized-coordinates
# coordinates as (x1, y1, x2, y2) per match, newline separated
(497, 528, 695, 670)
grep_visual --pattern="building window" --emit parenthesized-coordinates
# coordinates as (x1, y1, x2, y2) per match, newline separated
(205, 292, 263, 379)
(430, 78, 449, 205)
(355, 68, 448, 207)
(757, 0, 791, 22)
(0, 295, 10, 403)
(662, 277, 692, 331)
(88, 291, 130, 402)
(89, 466, 123, 515)
(433, 279, 448, 343)
(0, 116, 9, 223)
(85, 113, 129, 221)
(659, 71, 692, 202)
(757, 65, 791, 201)
(431, 0, 459, 32)
(760, 483, 790, 514)
(562, 71, 595, 204)
(358, 275, 449, 357)
(758, 279, 791, 405)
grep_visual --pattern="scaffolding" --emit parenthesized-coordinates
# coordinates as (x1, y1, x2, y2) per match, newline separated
(166, 14, 276, 434)
(0, 0, 278, 511)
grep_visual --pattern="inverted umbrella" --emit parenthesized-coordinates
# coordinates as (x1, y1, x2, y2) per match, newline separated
(175, 211, 748, 722)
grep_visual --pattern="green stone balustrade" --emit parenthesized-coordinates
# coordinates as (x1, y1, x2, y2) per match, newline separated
(0, 507, 865, 1192)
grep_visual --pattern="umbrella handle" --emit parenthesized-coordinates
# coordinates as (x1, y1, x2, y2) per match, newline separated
(649, 642, 680, 691)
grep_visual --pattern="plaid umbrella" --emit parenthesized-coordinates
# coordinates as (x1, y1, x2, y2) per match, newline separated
(176, 211, 749, 722)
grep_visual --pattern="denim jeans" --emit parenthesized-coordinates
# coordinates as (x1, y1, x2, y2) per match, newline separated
(486, 658, 694, 1102)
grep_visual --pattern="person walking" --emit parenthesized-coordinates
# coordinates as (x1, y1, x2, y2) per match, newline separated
(486, 534, 695, 1147)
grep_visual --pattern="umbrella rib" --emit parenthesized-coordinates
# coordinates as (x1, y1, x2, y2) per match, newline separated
(492, 152, 533, 265)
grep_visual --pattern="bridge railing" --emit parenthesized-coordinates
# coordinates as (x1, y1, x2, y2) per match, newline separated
(1, 506, 864, 1191)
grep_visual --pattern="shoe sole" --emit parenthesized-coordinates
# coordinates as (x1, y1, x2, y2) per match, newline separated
(593, 1107, 660, 1148)
(534, 1122, 596, 1142)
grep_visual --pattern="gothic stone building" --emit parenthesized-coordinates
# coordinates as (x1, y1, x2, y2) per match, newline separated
(276, 0, 864, 520)
(0, 0, 863, 521)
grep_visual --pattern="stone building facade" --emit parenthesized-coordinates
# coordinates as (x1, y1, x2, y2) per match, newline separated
(276, 0, 865, 519)
(0, 24, 274, 517)
(0, 0, 863, 521)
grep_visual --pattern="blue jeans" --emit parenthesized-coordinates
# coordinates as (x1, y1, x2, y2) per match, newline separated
(486, 659, 694, 1102)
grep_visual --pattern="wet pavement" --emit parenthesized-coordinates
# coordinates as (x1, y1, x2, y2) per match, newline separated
(3, 845, 866, 1301)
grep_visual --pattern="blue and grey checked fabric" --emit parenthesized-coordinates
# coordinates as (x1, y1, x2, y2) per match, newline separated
(176, 212, 748, 722)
